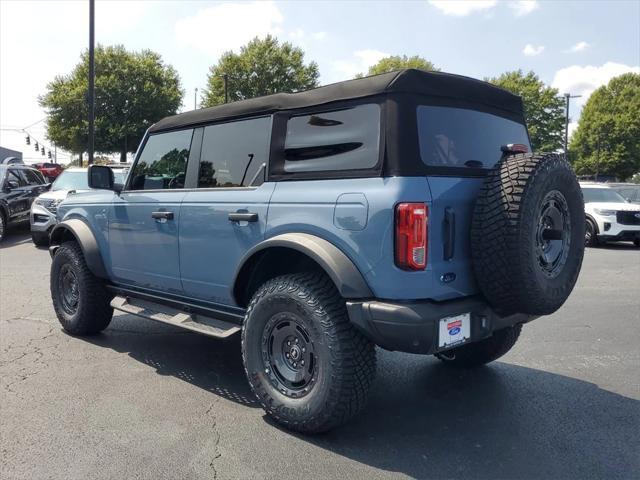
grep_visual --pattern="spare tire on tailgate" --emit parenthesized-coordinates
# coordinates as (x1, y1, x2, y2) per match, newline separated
(471, 152, 584, 316)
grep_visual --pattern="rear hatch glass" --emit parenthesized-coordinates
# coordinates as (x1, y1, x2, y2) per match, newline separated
(417, 105, 530, 170)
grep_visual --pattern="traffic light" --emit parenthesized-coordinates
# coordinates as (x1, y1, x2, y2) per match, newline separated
(41, 146, 45, 155)
(34, 142, 39, 151)
(47, 151, 52, 159)
(25, 135, 31, 145)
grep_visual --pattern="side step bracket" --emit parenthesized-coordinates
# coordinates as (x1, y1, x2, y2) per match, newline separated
(111, 296, 241, 339)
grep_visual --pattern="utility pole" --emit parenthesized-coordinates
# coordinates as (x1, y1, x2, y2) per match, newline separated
(88, 0, 95, 165)
(223, 74, 229, 103)
(194, 87, 198, 110)
(563, 93, 582, 155)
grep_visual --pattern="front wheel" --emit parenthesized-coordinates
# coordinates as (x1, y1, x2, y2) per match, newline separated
(585, 219, 599, 247)
(242, 272, 376, 433)
(50, 241, 113, 335)
(435, 325, 522, 368)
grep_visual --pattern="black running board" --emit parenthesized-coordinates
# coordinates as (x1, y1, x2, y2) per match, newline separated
(111, 295, 241, 339)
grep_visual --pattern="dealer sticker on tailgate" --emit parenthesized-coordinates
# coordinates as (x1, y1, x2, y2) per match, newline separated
(438, 313, 471, 348)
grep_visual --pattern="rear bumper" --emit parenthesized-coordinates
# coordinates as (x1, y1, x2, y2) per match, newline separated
(346, 296, 536, 354)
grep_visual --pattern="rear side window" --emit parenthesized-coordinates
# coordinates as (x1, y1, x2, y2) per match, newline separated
(198, 116, 271, 188)
(417, 106, 530, 169)
(284, 103, 380, 173)
(129, 129, 193, 190)
(24, 169, 45, 185)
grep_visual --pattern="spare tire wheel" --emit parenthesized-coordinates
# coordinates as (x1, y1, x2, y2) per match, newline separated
(471, 153, 585, 316)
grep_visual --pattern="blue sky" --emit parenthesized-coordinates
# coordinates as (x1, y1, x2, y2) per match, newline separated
(1, 0, 638, 163)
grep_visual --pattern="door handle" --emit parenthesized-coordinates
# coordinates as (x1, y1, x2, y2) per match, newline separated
(151, 211, 174, 220)
(228, 212, 258, 223)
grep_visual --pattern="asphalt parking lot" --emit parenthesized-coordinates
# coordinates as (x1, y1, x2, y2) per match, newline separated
(1, 224, 639, 480)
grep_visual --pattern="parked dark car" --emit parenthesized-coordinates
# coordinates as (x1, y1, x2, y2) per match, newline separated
(0, 164, 49, 242)
(32, 162, 64, 181)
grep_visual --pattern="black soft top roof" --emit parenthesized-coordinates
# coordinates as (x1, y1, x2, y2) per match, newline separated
(149, 69, 523, 133)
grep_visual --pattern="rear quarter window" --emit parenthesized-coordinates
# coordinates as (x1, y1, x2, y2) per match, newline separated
(284, 103, 380, 173)
(417, 106, 530, 170)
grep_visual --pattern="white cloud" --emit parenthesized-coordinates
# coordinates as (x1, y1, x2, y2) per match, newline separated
(312, 31, 327, 40)
(565, 41, 590, 53)
(552, 62, 640, 104)
(175, 1, 283, 58)
(508, 1, 539, 17)
(289, 28, 305, 39)
(523, 44, 544, 56)
(332, 49, 390, 80)
(428, 1, 497, 16)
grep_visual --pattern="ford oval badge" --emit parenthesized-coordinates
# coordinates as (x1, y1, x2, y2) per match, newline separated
(440, 272, 456, 283)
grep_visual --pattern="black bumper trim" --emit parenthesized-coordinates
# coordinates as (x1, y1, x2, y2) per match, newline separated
(346, 296, 535, 354)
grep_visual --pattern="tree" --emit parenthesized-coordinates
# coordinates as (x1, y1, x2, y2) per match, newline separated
(357, 55, 438, 78)
(202, 35, 319, 107)
(489, 70, 565, 152)
(40, 45, 183, 162)
(569, 73, 640, 181)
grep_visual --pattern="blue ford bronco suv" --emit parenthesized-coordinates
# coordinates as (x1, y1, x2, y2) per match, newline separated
(48, 70, 585, 433)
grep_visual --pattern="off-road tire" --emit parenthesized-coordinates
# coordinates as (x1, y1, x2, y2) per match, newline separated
(585, 219, 599, 247)
(242, 272, 376, 434)
(471, 153, 585, 316)
(50, 241, 113, 335)
(435, 325, 522, 368)
(31, 231, 49, 247)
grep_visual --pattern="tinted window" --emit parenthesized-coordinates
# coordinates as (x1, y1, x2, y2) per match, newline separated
(24, 168, 45, 185)
(284, 103, 380, 172)
(582, 188, 627, 203)
(7, 169, 27, 186)
(198, 117, 271, 188)
(129, 129, 193, 190)
(417, 106, 530, 169)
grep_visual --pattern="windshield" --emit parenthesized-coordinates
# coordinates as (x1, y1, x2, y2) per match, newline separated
(417, 106, 530, 169)
(51, 171, 88, 191)
(582, 187, 627, 203)
(52, 170, 125, 191)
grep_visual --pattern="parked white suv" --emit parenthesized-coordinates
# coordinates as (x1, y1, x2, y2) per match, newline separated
(581, 182, 640, 247)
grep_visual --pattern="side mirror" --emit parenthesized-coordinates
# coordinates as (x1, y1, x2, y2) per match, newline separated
(88, 165, 121, 192)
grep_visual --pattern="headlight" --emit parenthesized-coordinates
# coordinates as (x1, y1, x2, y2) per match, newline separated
(594, 208, 616, 216)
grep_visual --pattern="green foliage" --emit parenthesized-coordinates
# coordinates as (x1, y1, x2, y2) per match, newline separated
(202, 35, 319, 107)
(40, 45, 183, 161)
(570, 73, 640, 181)
(631, 173, 640, 184)
(357, 55, 438, 78)
(489, 70, 565, 152)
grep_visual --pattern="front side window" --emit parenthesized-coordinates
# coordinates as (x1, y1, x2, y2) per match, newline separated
(417, 106, 530, 170)
(283, 103, 381, 173)
(198, 116, 271, 188)
(7, 169, 27, 187)
(129, 129, 193, 190)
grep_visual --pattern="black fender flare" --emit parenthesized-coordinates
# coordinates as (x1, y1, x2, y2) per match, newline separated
(233, 233, 373, 304)
(49, 218, 108, 278)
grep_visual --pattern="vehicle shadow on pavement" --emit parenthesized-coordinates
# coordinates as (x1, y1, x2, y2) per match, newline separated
(86, 313, 259, 407)
(296, 352, 640, 480)
(0, 227, 33, 248)
(84, 314, 639, 479)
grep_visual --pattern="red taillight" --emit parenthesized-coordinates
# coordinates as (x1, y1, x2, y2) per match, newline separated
(395, 203, 428, 271)
(501, 143, 529, 154)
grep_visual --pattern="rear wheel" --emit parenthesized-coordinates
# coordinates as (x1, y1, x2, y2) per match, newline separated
(436, 325, 522, 368)
(50, 241, 113, 335)
(242, 272, 376, 433)
(585, 219, 598, 247)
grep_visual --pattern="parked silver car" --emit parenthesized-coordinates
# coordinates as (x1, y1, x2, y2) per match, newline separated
(30, 166, 128, 246)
